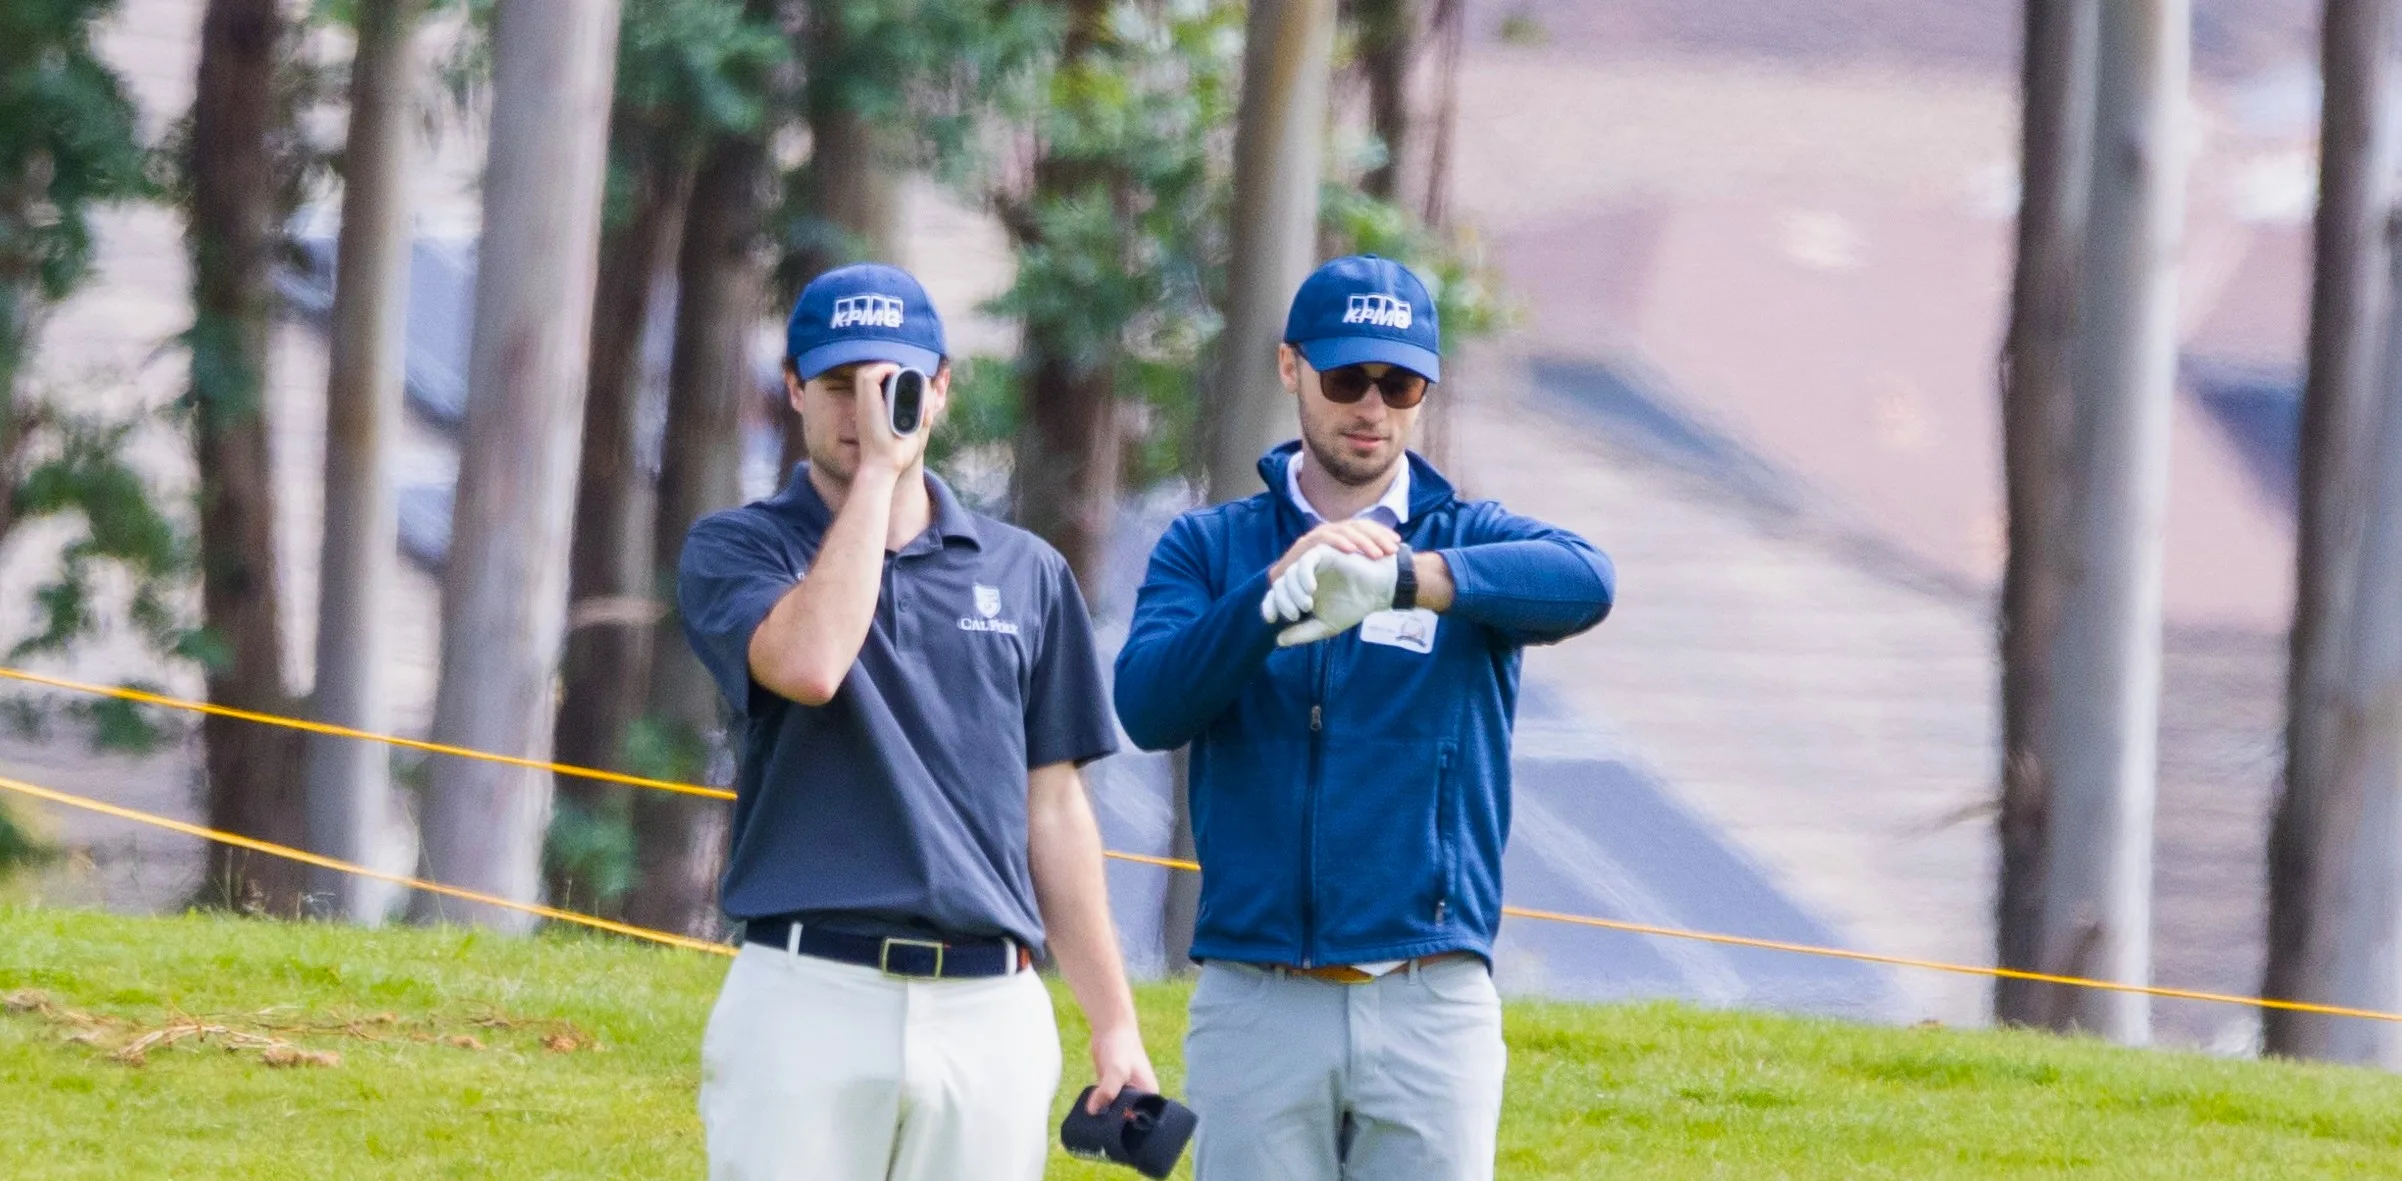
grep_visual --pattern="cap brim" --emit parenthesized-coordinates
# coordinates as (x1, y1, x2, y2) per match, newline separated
(1296, 337, 1441, 383)
(794, 339, 944, 380)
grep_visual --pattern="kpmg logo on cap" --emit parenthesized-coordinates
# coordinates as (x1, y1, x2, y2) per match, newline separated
(1342, 293, 1413, 330)
(830, 294, 906, 330)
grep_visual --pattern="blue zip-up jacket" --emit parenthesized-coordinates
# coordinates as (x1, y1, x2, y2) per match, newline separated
(1114, 443, 1614, 967)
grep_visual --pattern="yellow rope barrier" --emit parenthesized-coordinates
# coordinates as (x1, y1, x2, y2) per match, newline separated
(0, 772, 732, 958)
(9, 663, 2402, 1023)
(0, 666, 735, 801)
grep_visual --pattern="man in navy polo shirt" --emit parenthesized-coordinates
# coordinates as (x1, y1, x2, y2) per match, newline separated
(1115, 255, 1614, 1181)
(678, 263, 1155, 1181)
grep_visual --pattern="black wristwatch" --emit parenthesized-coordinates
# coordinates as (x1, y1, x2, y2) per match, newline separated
(1392, 542, 1418, 610)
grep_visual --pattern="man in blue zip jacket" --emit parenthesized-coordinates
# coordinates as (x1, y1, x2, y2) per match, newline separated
(1115, 255, 1613, 1181)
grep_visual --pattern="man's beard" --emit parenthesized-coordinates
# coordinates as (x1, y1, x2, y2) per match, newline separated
(1301, 425, 1400, 488)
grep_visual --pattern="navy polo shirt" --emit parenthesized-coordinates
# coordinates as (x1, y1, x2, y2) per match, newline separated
(677, 467, 1119, 948)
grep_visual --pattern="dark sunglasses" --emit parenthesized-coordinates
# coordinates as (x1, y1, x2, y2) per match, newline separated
(1315, 364, 1431, 409)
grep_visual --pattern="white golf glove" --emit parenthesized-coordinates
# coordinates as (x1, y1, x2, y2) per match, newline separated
(1260, 546, 1399, 647)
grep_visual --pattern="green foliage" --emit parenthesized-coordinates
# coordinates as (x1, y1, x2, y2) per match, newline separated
(0, 800, 50, 880)
(8, 406, 189, 661)
(543, 797, 637, 914)
(604, 0, 788, 231)
(614, 0, 788, 142)
(0, 4, 179, 786)
(1495, 6, 1549, 47)
(0, 0, 150, 401)
(1319, 182, 1508, 344)
(980, 0, 1245, 484)
(620, 714, 713, 787)
(925, 355, 1021, 470)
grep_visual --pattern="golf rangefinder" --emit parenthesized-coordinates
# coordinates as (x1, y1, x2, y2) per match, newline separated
(1059, 1086, 1196, 1179)
(884, 366, 927, 436)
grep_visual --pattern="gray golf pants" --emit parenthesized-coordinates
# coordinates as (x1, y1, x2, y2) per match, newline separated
(1186, 957, 1506, 1181)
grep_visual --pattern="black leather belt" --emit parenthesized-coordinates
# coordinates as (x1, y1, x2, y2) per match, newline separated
(743, 918, 1028, 979)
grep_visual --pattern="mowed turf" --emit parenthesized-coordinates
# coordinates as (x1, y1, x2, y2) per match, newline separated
(6, 907, 2402, 1178)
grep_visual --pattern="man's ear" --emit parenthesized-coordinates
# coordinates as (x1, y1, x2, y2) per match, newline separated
(925, 360, 955, 425)
(1278, 343, 1302, 395)
(784, 360, 806, 414)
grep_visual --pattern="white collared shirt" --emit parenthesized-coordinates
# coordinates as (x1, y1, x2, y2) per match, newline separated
(1286, 451, 1411, 528)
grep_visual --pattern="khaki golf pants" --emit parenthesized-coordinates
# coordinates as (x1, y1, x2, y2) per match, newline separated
(1187, 957, 1507, 1181)
(699, 941, 1061, 1181)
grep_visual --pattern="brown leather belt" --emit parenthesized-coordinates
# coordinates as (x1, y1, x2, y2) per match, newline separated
(1266, 952, 1477, 985)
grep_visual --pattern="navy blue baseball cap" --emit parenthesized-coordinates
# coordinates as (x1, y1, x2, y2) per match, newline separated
(786, 263, 947, 380)
(1282, 254, 1441, 382)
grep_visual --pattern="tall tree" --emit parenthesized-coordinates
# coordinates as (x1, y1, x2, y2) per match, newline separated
(547, 129, 686, 916)
(1349, 0, 1465, 470)
(1353, 0, 1460, 225)
(2296, 211, 2402, 1067)
(188, 0, 307, 913)
(2031, 0, 2187, 1043)
(547, 0, 787, 914)
(1993, 0, 2100, 1027)
(1010, 0, 1125, 591)
(304, 0, 429, 923)
(625, 32, 779, 937)
(776, 0, 906, 475)
(2262, 0, 2401, 1063)
(415, 0, 623, 930)
(1166, 0, 1338, 970)
(1204, 0, 1337, 504)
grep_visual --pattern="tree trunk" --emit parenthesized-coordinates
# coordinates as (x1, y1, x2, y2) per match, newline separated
(2262, 0, 2400, 1063)
(190, 0, 306, 915)
(1354, 0, 1466, 473)
(1356, 0, 1458, 219)
(1013, 340, 1120, 591)
(622, 127, 767, 939)
(2031, 0, 2187, 1043)
(1003, 0, 1121, 591)
(1206, 0, 1338, 503)
(547, 141, 690, 916)
(778, 0, 905, 476)
(1168, 0, 1339, 968)
(414, 0, 622, 931)
(1994, 0, 2100, 1027)
(2297, 211, 2402, 1068)
(304, 0, 428, 924)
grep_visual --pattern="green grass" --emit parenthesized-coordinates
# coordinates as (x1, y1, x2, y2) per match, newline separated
(4, 908, 2402, 1178)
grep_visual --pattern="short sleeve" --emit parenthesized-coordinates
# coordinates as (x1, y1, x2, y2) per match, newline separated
(1024, 554, 1121, 768)
(677, 513, 800, 717)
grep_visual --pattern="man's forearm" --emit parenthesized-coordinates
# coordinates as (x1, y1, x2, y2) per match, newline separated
(746, 466, 898, 705)
(1027, 763, 1140, 1034)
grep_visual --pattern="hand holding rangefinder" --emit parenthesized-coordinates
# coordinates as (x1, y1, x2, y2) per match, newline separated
(1059, 1086, 1196, 1179)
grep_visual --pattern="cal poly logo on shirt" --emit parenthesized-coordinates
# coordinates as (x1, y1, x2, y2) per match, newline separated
(960, 583, 1020, 635)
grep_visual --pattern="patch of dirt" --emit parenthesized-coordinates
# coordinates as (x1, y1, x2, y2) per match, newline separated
(2, 988, 602, 1068)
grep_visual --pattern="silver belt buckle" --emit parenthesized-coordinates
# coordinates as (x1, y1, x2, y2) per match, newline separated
(879, 937, 946, 977)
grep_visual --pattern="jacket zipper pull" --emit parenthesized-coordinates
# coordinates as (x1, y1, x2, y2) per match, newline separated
(1435, 899, 1447, 924)
(1310, 704, 1322, 732)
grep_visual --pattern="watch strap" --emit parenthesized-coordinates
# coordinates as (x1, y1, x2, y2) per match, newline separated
(1392, 542, 1417, 610)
